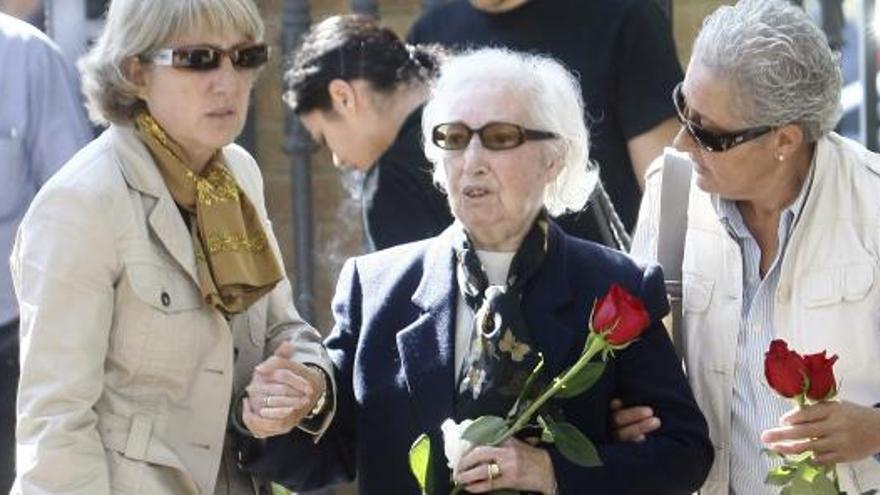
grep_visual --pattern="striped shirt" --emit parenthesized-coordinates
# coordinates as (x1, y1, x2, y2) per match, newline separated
(718, 167, 814, 495)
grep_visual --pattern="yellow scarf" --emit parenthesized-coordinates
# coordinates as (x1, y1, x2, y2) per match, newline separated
(134, 111, 282, 315)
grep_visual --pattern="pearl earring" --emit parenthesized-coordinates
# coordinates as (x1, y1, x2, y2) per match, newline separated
(777, 154, 784, 162)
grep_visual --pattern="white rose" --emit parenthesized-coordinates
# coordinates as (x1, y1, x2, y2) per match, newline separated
(440, 418, 475, 474)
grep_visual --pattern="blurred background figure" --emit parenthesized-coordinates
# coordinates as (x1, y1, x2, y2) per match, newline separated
(0, 0, 40, 25)
(0, 10, 91, 493)
(408, 0, 683, 241)
(286, 15, 452, 252)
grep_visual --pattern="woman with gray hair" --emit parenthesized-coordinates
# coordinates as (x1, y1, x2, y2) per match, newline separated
(246, 47, 712, 495)
(624, 0, 880, 493)
(10, 0, 333, 493)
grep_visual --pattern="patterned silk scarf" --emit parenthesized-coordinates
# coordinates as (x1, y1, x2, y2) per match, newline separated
(134, 111, 283, 315)
(454, 214, 550, 420)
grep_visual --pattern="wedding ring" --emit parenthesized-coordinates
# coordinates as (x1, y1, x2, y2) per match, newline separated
(264, 395, 271, 408)
(487, 461, 500, 481)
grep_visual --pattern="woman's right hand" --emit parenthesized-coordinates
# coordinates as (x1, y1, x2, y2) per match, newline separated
(453, 438, 557, 494)
(241, 341, 325, 438)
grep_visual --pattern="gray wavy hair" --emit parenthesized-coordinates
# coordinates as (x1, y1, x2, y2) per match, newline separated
(692, 0, 842, 142)
(421, 48, 596, 216)
(78, 0, 264, 125)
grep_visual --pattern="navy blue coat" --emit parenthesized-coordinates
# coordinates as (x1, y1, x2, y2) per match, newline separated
(247, 223, 713, 494)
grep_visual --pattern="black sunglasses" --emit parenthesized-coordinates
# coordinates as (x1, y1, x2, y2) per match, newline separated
(672, 82, 773, 153)
(148, 43, 269, 71)
(431, 122, 557, 151)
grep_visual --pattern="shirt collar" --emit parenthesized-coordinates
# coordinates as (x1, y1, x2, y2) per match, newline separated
(714, 151, 816, 242)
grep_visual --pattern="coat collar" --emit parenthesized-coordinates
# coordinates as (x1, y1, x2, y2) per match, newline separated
(521, 222, 579, 376)
(397, 227, 458, 432)
(110, 125, 199, 284)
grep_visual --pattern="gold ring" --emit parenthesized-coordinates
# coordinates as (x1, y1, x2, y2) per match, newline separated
(487, 461, 500, 481)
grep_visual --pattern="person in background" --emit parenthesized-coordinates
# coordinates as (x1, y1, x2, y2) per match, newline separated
(10, 0, 332, 493)
(0, 11, 91, 493)
(286, 15, 452, 252)
(408, 0, 683, 236)
(0, 0, 40, 22)
(625, 0, 880, 492)
(243, 47, 712, 495)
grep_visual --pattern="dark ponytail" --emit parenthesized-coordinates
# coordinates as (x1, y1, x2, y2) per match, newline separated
(285, 14, 443, 114)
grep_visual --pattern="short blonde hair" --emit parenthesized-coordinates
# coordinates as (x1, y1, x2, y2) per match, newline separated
(79, 0, 264, 125)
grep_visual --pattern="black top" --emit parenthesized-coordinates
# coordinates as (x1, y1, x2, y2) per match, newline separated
(362, 105, 453, 251)
(408, 0, 683, 232)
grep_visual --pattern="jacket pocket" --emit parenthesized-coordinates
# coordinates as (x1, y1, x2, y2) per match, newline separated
(802, 263, 874, 307)
(126, 262, 202, 313)
(682, 273, 714, 313)
(112, 260, 203, 378)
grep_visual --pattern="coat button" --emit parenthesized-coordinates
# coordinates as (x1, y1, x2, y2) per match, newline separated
(161, 291, 171, 307)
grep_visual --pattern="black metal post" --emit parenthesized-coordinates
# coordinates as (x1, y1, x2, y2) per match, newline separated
(282, 0, 316, 323)
(860, 0, 879, 151)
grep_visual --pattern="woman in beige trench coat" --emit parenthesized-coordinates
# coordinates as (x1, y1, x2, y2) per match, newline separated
(9, 1, 333, 493)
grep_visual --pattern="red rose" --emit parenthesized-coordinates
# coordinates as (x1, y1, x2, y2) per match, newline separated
(803, 351, 838, 401)
(764, 340, 808, 399)
(591, 283, 650, 346)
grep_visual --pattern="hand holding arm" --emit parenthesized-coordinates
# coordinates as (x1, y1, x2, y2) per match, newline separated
(242, 341, 327, 439)
(609, 398, 661, 443)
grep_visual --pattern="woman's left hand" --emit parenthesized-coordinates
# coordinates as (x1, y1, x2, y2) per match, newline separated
(761, 400, 880, 465)
(453, 438, 556, 494)
(241, 341, 325, 438)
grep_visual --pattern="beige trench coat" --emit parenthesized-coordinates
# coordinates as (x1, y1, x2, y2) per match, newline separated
(10, 126, 333, 494)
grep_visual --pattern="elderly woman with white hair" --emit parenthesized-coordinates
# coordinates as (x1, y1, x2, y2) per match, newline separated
(244, 47, 712, 495)
(9, 0, 333, 494)
(622, 0, 880, 493)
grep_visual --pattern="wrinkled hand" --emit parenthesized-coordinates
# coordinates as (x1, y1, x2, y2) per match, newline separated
(610, 398, 661, 442)
(761, 400, 880, 465)
(242, 341, 326, 439)
(453, 438, 556, 494)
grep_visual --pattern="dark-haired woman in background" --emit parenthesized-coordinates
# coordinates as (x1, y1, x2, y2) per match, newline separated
(285, 14, 452, 251)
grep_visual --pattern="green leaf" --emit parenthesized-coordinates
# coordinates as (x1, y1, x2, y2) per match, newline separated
(408, 434, 432, 494)
(546, 420, 602, 467)
(808, 471, 837, 495)
(789, 462, 838, 495)
(555, 362, 605, 399)
(765, 465, 795, 486)
(461, 415, 509, 446)
(271, 483, 292, 495)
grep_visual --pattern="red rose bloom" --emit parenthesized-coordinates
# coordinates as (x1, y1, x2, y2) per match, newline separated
(592, 283, 650, 346)
(764, 339, 808, 399)
(803, 351, 838, 401)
